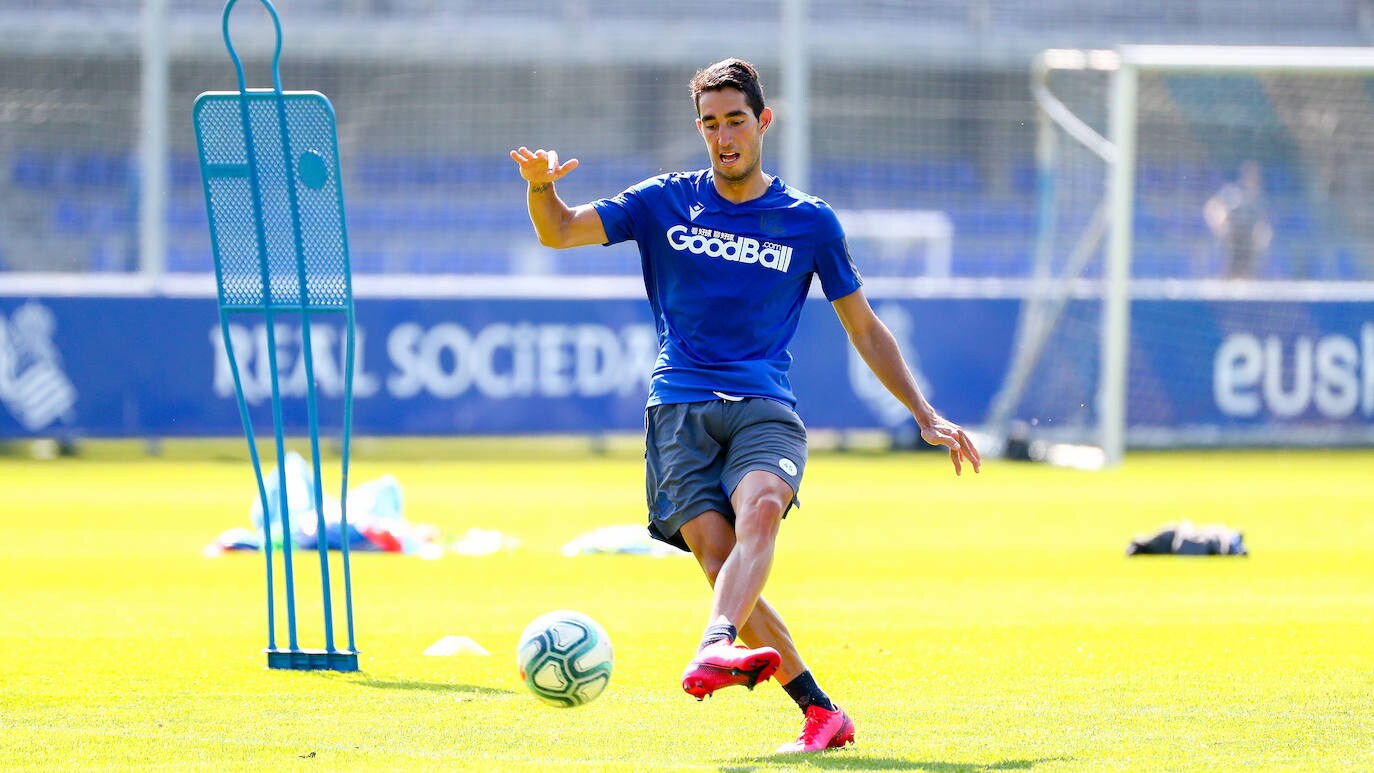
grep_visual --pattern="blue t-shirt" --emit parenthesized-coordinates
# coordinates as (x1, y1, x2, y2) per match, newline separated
(592, 170, 862, 408)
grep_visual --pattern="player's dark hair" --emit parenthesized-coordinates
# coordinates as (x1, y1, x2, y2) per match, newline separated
(689, 58, 766, 119)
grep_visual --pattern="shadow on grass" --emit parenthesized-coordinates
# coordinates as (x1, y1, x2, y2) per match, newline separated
(348, 676, 513, 696)
(723, 755, 1072, 771)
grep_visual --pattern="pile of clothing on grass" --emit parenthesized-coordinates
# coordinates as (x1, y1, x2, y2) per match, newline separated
(204, 451, 443, 558)
(1126, 520, 1248, 556)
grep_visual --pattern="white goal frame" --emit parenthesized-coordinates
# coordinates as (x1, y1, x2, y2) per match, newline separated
(1025, 45, 1374, 465)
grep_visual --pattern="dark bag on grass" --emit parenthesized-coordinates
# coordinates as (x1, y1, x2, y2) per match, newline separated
(1127, 521, 1247, 556)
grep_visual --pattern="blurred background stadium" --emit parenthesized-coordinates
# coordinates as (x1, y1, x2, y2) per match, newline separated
(1, 0, 1372, 456)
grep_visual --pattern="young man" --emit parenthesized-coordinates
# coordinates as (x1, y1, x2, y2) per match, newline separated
(510, 58, 980, 754)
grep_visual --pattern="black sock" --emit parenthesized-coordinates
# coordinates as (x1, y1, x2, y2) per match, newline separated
(782, 670, 835, 712)
(698, 622, 737, 650)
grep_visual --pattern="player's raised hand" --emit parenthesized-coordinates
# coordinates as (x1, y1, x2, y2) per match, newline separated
(920, 414, 982, 476)
(509, 147, 580, 185)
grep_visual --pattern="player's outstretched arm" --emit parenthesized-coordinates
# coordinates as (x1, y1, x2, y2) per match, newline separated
(832, 289, 982, 476)
(509, 147, 608, 249)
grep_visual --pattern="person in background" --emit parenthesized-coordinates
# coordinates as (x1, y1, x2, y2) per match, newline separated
(1204, 160, 1273, 278)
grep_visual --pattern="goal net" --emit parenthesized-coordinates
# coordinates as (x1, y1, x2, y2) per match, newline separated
(990, 46, 1374, 463)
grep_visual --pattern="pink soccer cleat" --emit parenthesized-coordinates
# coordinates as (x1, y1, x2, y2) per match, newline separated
(680, 642, 781, 700)
(775, 704, 855, 753)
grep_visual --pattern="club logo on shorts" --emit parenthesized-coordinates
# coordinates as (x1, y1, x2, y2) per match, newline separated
(778, 457, 798, 476)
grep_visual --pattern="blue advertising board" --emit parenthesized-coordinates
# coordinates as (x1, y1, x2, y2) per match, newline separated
(0, 295, 1013, 439)
(1133, 299, 1374, 428)
(0, 294, 1369, 442)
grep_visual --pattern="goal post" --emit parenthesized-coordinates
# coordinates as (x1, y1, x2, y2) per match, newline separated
(1103, 56, 1136, 467)
(992, 45, 1374, 465)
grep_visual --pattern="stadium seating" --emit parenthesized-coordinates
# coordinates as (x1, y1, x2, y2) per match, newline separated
(7, 141, 1367, 279)
(10, 0, 1347, 42)
(2, 1, 1370, 279)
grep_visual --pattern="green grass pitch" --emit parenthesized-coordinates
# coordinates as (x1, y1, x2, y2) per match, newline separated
(1, 440, 1371, 771)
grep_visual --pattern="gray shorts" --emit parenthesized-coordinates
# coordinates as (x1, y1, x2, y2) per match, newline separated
(644, 397, 808, 552)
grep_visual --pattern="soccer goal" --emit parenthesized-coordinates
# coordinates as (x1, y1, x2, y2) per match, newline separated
(989, 45, 1374, 465)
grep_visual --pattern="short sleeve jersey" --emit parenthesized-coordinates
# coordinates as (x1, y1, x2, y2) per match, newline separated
(592, 170, 862, 408)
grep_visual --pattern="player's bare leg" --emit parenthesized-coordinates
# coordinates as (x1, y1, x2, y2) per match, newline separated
(677, 473, 854, 752)
(679, 507, 782, 698)
(681, 510, 799, 667)
(737, 596, 802, 684)
(713, 469, 789, 628)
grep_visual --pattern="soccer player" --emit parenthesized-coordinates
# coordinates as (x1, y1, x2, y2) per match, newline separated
(510, 58, 980, 754)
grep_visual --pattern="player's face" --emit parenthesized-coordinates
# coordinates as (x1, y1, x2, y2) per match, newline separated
(696, 88, 772, 184)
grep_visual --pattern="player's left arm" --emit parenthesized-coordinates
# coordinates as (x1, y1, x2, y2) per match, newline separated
(831, 288, 981, 476)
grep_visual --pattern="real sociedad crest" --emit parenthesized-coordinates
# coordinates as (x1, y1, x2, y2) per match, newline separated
(0, 301, 77, 432)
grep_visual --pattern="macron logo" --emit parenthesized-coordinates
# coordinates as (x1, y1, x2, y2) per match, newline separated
(689, 204, 705, 221)
(666, 224, 793, 273)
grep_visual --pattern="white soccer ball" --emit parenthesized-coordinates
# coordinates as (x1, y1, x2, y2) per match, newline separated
(516, 610, 613, 707)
